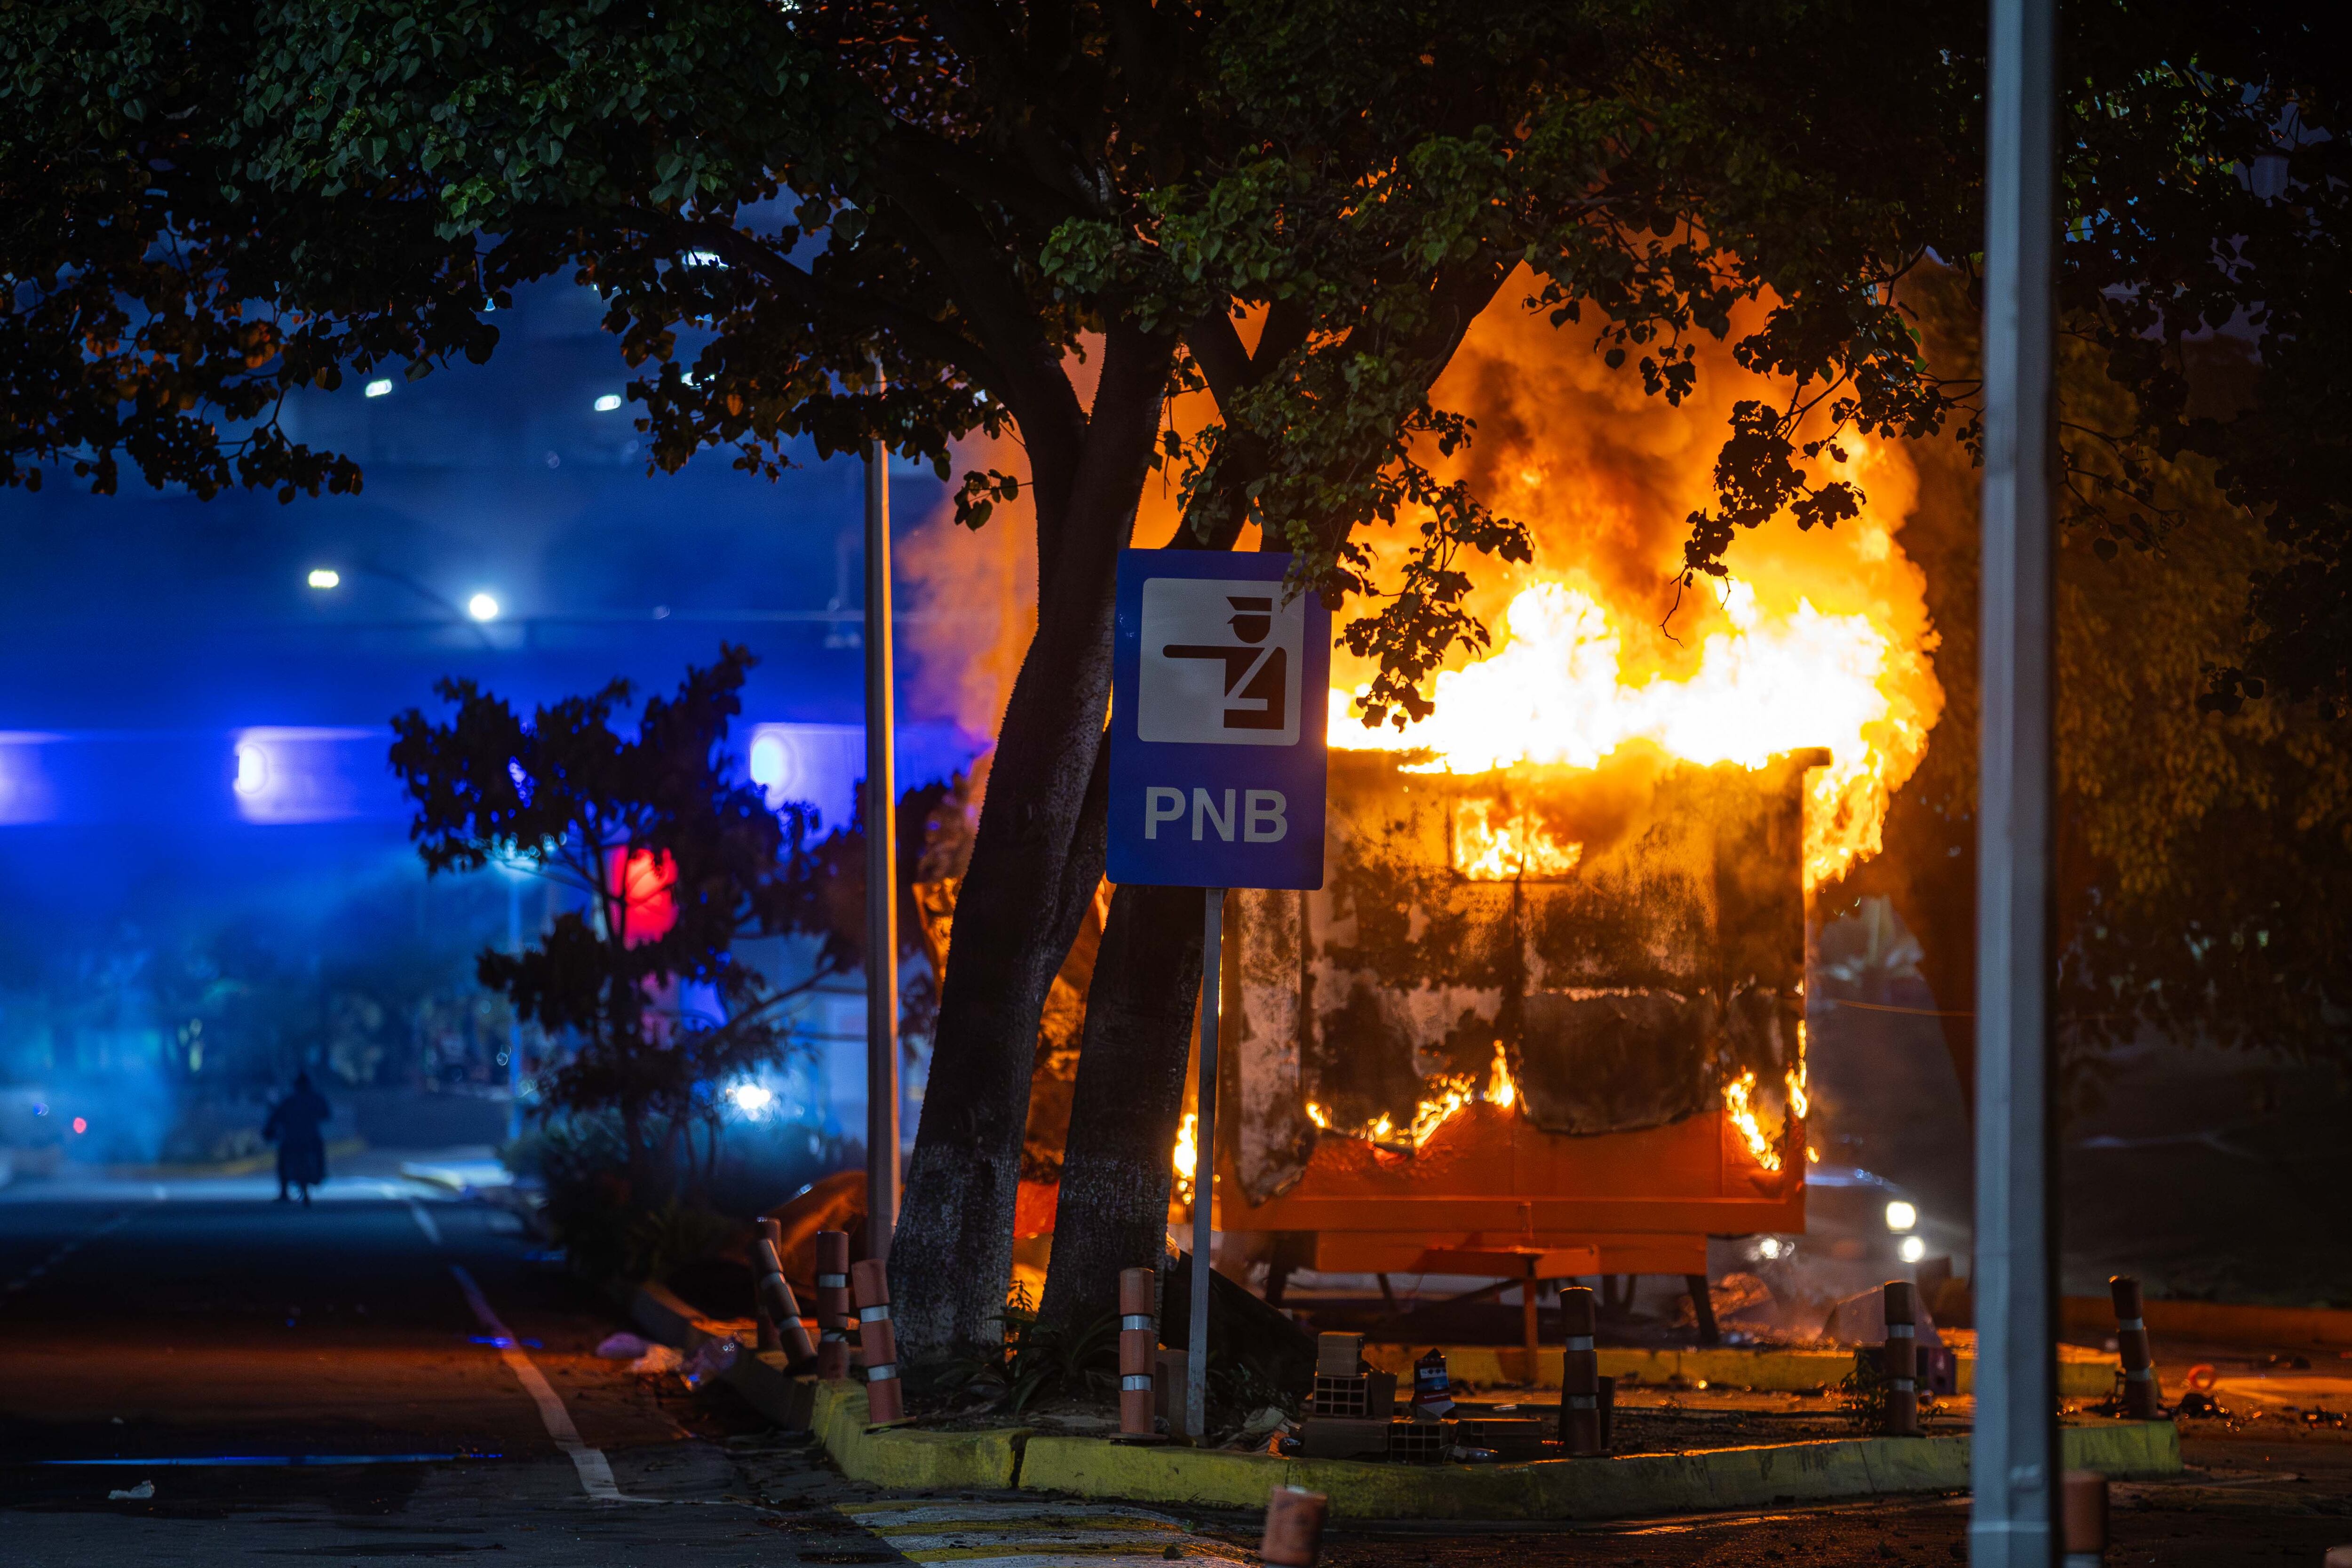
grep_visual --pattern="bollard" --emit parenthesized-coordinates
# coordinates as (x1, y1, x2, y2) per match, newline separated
(1558, 1285, 1602, 1456)
(1260, 1485, 1329, 1568)
(2060, 1469, 2107, 1566)
(815, 1229, 853, 1381)
(1597, 1374, 1615, 1450)
(2110, 1275, 2161, 1418)
(755, 1220, 783, 1353)
(752, 1224, 818, 1366)
(1882, 1280, 1919, 1436)
(1118, 1267, 1159, 1441)
(851, 1257, 906, 1425)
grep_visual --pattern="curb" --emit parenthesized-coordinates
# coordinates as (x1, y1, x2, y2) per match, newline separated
(1357, 1342, 2115, 1400)
(2060, 1294, 2352, 1349)
(1017, 1420, 2178, 1520)
(615, 1282, 2176, 1519)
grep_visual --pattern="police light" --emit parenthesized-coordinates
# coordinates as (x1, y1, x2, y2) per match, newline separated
(232, 741, 270, 797)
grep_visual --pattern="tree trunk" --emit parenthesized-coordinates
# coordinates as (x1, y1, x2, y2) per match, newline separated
(1036, 883, 1206, 1333)
(888, 326, 1174, 1372)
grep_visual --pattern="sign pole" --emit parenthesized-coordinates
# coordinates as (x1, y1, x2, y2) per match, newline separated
(864, 378, 901, 1264)
(1972, 0, 2058, 1559)
(1187, 888, 1224, 1443)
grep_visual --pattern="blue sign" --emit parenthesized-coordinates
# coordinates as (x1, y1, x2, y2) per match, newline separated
(1108, 550, 1329, 890)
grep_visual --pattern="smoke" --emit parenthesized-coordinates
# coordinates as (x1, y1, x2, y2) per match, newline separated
(897, 429, 1037, 751)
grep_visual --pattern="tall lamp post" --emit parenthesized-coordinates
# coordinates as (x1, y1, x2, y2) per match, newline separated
(1972, 0, 2059, 1560)
(864, 375, 901, 1264)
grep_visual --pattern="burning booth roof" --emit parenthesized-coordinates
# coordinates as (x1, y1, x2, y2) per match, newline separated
(1220, 745, 1820, 1266)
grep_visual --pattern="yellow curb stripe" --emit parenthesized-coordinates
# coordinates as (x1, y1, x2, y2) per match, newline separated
(893, 1534, 1186, 1555)
(898, 1555, 1238, 1568)
(875, 1522, 1182, 1540)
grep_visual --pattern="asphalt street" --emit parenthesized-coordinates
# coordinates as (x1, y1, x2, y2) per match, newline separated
(3, 1165, 2348, 1566)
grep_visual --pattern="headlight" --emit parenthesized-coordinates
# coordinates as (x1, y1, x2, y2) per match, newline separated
(1884, 1200, 1917, 1232)
(1899, 1235, 1928, 1264)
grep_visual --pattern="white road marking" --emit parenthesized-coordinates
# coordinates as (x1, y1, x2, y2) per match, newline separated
(1, 1206, 148, 1301)
(406, 1200, 444, 1247)
(448, 1264, 623, 1501)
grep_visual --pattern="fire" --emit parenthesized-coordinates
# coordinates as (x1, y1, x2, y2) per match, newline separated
(1450, 798, 1583, 881)
(1171, 1111, 1198, 1204)
(1722, 1069, 1782, 1173)
(1334, 577, 1935, 889)
(1308, 1043, 1520, 1155)
(1486, 1040, 1517, 1108)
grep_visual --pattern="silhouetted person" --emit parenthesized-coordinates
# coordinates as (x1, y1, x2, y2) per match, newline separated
(263, 1073, 332, 1205)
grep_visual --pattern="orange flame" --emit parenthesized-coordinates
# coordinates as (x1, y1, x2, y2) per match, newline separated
(1326, 284, 1942, 895)
(1171, 1111, 1198, 1203)
(1486, 1041, 1517, 1109)
(1450, 798, 1583, 881)
(1723, 1069, 1782, 1173)
(1335, 575, 1936, 889)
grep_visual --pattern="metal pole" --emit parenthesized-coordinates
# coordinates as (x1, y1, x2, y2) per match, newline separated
(506, 873, 523, 1144)
(1973, 0, 2058, 1560)
(1187, 889, 1224, 1443)
(864, 384, 901, 1265)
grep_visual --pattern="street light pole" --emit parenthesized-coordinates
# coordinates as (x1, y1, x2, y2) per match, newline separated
(506, 871, 524, 1144)
(1973, 0, 2059, 1560)
(863, 372, 901, 1265)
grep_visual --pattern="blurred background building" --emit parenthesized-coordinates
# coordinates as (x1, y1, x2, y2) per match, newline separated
(0, 278, 984, 1171)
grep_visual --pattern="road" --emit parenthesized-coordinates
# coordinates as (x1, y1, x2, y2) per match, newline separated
(3, 1162, 2348, 1566)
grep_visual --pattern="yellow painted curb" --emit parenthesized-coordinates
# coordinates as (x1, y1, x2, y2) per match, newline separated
(1358, 1342, 2114, 1399)
(1012, 1421, 2178, 1520)
(809, 1380, 1030, 1491)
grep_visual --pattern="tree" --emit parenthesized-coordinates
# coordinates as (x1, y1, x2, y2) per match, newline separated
(1842, 273, 2352, 1115)
(8, 0, 2349, 1370)
(390, 646, 858, 1195)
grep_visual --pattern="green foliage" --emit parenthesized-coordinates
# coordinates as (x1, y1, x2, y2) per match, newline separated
(390, 645, 860, 1193)
(1836, 1345, 1889, 1435)
(938, 1281, 1122, 1416)
(508, 1114, 740, 1283)
(1851, 268, 2352, 1086)
(16, 2, 2341, 715)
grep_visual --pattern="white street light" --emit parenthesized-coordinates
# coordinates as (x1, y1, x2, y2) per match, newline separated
(594, 393, 622, 412)
(364, 378, 394, 398)
(306, 568, 341, 589)
(1885, 1200, 1919, 1233)
(467, 593, 501, 622)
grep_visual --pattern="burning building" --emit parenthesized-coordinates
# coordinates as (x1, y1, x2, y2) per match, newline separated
(1203, 294, 1946, 1359)
(1219, 747, 1818, 1331)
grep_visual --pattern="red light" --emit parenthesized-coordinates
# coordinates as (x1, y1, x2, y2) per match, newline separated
(607, 847, 677, 946)
(71, 1116, 87, 1135)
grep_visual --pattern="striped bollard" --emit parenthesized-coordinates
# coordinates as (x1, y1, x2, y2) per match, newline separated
(2110, 1275, 2160, 1418)
(852, 1257, 906, 1425)
(1118, 1267, 1158, 1440)
(2060, 1469, 2108, 1566)
(815, 1229, 852, 1381)
(1260, 1485, 1328, 1568)
(754, 1220, 783, 1353)
(1558, 1285, 1602, 1456)
(753, 1222, 818, 1366)
(1883, 1280, 1919, 1435)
